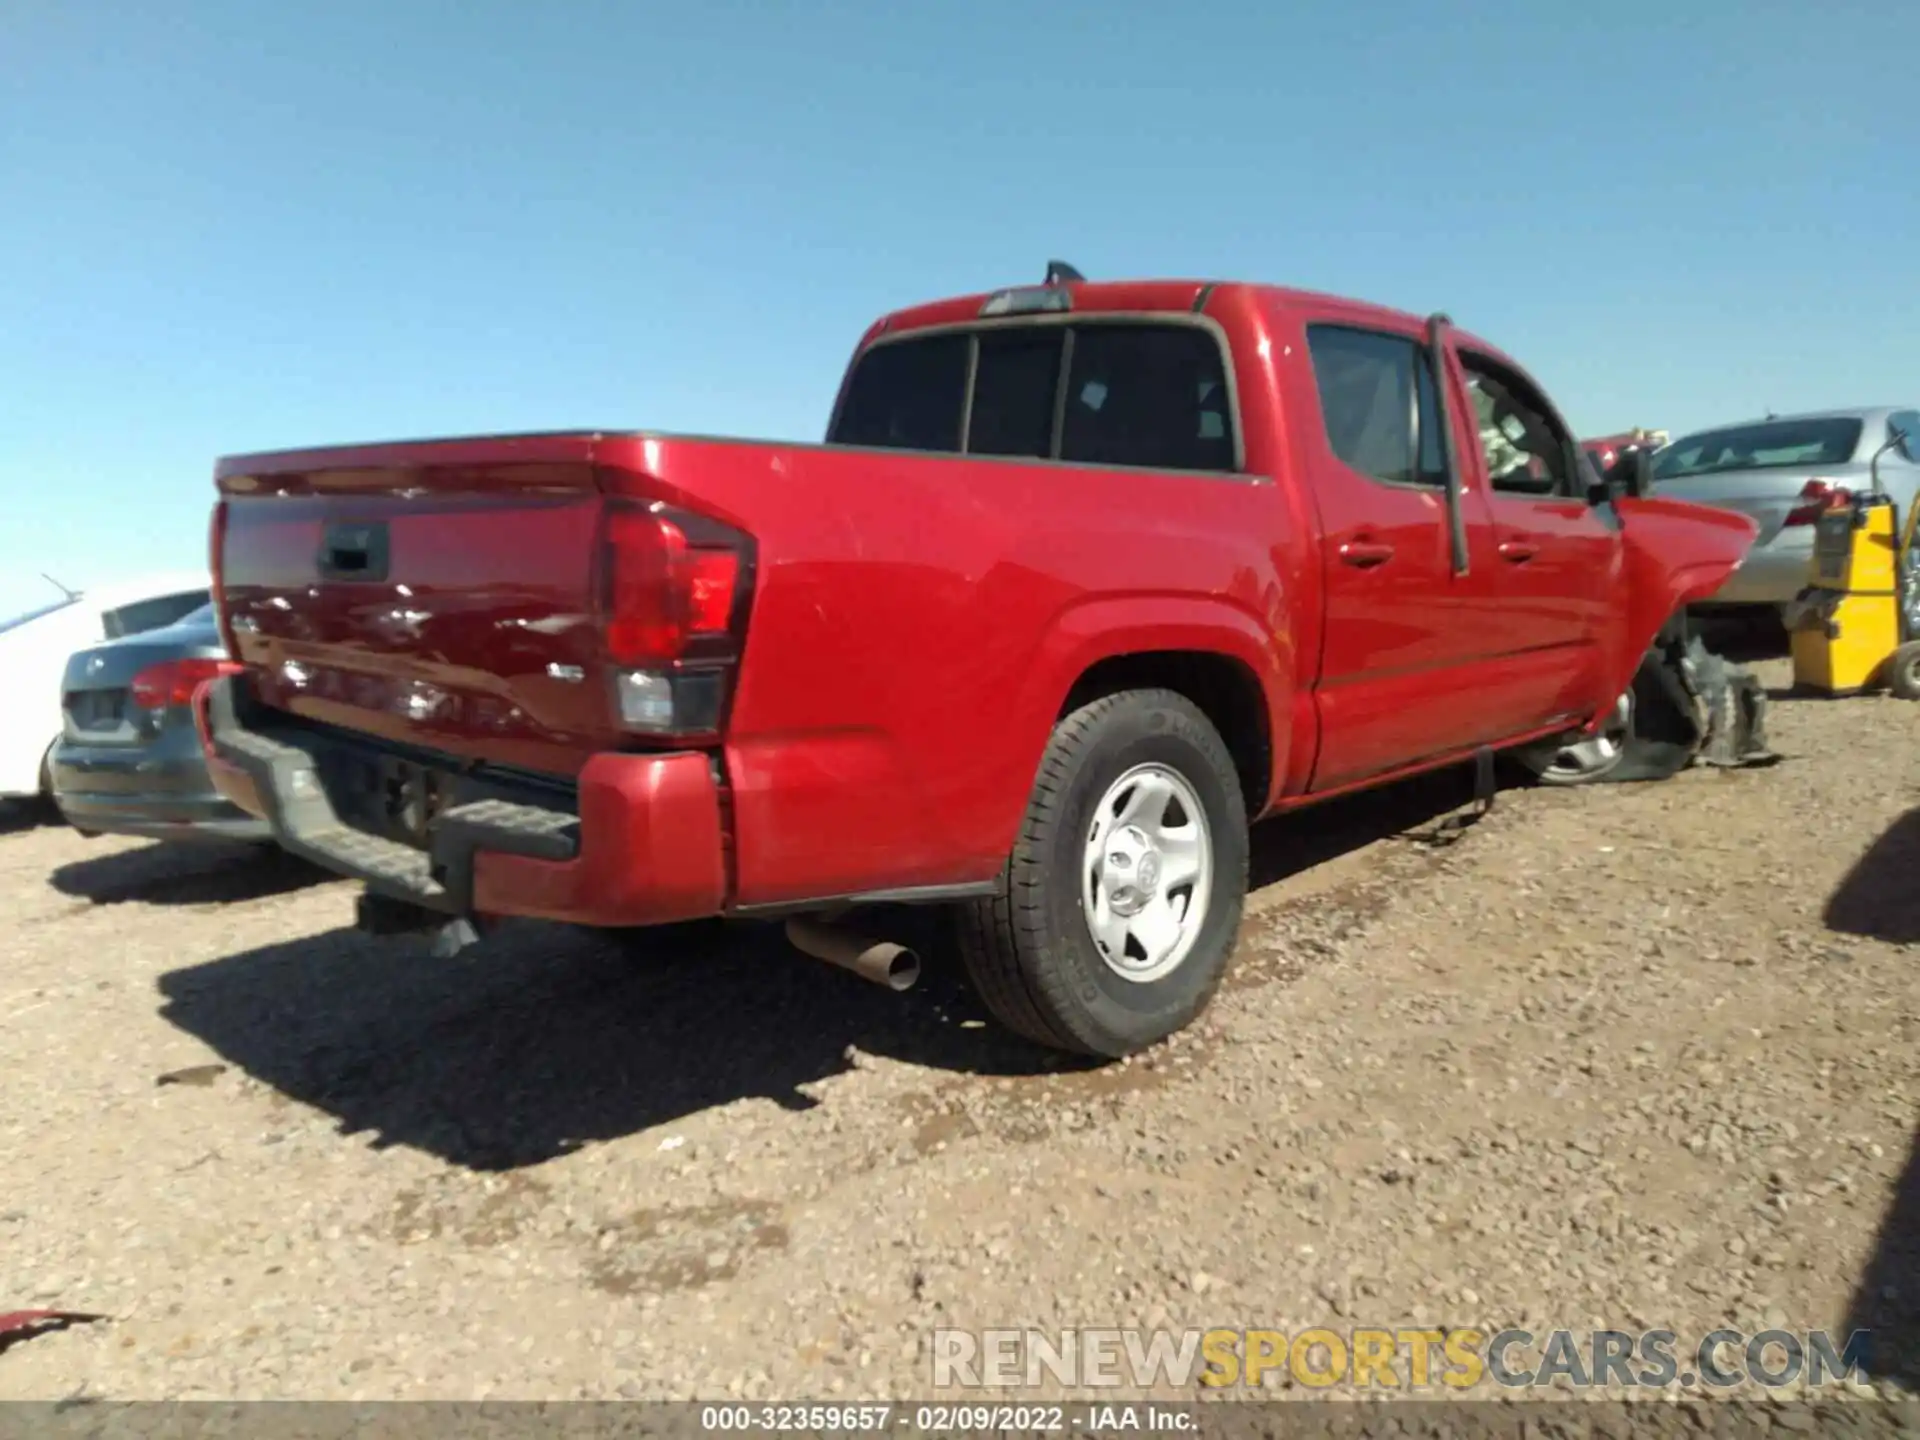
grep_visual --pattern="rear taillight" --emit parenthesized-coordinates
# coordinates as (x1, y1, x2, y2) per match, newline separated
(1784, 478, 1845, 527)
(599, 500, 753, 737)
(131, 658, 245, 711)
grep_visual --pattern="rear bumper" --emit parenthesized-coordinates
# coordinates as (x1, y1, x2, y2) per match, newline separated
(50, 737, 271, 843)
(194, 676, 728, 927)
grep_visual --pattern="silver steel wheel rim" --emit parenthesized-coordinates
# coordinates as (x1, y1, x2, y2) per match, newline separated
(1547, 690, 1633, 779)
(1082, 763, 1213, 984)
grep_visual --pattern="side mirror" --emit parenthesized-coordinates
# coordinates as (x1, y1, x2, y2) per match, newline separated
(1613, 446, 1654, 500)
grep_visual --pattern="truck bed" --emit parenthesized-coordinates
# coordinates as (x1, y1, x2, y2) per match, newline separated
(211, 429, 1293, 910)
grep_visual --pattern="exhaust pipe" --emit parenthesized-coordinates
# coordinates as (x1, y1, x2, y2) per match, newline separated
(784, 918, 921, 991)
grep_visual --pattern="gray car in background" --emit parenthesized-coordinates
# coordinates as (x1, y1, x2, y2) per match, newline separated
(1653, 406, 1920, 612)
(50, 602, 270, 843)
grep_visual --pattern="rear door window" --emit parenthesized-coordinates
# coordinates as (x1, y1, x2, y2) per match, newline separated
(830, 333, 969, 453)
(102, 589, 210, 639)
(1304, 325, 1448, 487)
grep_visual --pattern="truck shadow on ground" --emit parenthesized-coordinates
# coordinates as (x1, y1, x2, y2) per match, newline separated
(155, 770, 1477, 1173)
(1823, 806, 1920, 944)
(1842, 1121, 1920, 1387)
(1249, 766, 1471, 887)
(49, 840, 332, 907)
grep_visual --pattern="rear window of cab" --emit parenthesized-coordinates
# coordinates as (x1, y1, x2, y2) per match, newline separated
(829, 321, 1237, 474)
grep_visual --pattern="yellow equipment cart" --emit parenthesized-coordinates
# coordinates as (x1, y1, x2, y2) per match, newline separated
(1787, 427, 1920, 697)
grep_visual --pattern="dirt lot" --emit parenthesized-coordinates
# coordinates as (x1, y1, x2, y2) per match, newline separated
(3, 655, 1919, 1403)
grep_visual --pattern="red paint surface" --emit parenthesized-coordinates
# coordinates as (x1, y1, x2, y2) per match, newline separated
(209, 280, 1756, 919)
(471, 751, 728, 925)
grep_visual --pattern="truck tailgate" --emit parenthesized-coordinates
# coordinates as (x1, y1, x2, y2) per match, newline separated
(215, 434, 617, 776)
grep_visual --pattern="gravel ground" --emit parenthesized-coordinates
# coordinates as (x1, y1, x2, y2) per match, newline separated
(3, 655, 1920, 1405)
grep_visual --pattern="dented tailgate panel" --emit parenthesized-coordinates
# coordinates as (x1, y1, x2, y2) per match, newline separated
(218, 459, 616, 776)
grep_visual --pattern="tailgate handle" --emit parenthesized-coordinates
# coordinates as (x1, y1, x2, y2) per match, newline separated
(318, 521, 389, 582)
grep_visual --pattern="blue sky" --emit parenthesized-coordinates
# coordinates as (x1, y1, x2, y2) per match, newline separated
(2, 0, 1914, 619)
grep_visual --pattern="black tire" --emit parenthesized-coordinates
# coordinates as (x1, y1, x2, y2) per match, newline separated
(955, 688, 1249, 1058)
(1890, 642, 1920, 700)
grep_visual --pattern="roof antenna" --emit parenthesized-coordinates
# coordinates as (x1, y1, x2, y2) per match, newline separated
(40, 572, 79, 602)
(1044, 260, 1085, 286)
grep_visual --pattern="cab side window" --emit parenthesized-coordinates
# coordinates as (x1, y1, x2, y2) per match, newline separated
(1458, 355, 1576, 498)
(1304, 325, 1448, 488)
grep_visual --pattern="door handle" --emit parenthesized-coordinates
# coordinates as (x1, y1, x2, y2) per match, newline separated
(1339, 539, 1396, 568)
(1498, 539, 1538, 563)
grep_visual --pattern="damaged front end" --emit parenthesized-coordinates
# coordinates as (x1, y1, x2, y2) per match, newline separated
(1533, 479, 1781, 784)
(1676, 633, 1777, 770)
(1599, 624, 1779, 783)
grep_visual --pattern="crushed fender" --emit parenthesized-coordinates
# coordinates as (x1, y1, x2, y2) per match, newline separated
(1597, 630, 1780, 783)
(1680, 635, 1778, 770)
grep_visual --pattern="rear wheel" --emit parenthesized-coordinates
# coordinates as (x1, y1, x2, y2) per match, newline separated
(1888, 641, 1920, 700)
(956, 689, 1249, 1058)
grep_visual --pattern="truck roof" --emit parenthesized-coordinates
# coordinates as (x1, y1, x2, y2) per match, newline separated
(870, 277, 1518, 371)
(215, 275, 1530, 477)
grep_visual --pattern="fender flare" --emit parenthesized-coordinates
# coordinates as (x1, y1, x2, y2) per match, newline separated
(1006, 593, 1296, 814)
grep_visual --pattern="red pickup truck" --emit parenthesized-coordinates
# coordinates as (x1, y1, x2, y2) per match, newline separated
(197, 267, 1762, 1058)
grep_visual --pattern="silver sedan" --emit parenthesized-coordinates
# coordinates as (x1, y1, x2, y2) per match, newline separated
(1652, 406, 1920, 611)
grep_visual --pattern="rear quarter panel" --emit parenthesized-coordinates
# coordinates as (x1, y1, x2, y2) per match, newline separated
(626, 436, 1299, 907)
